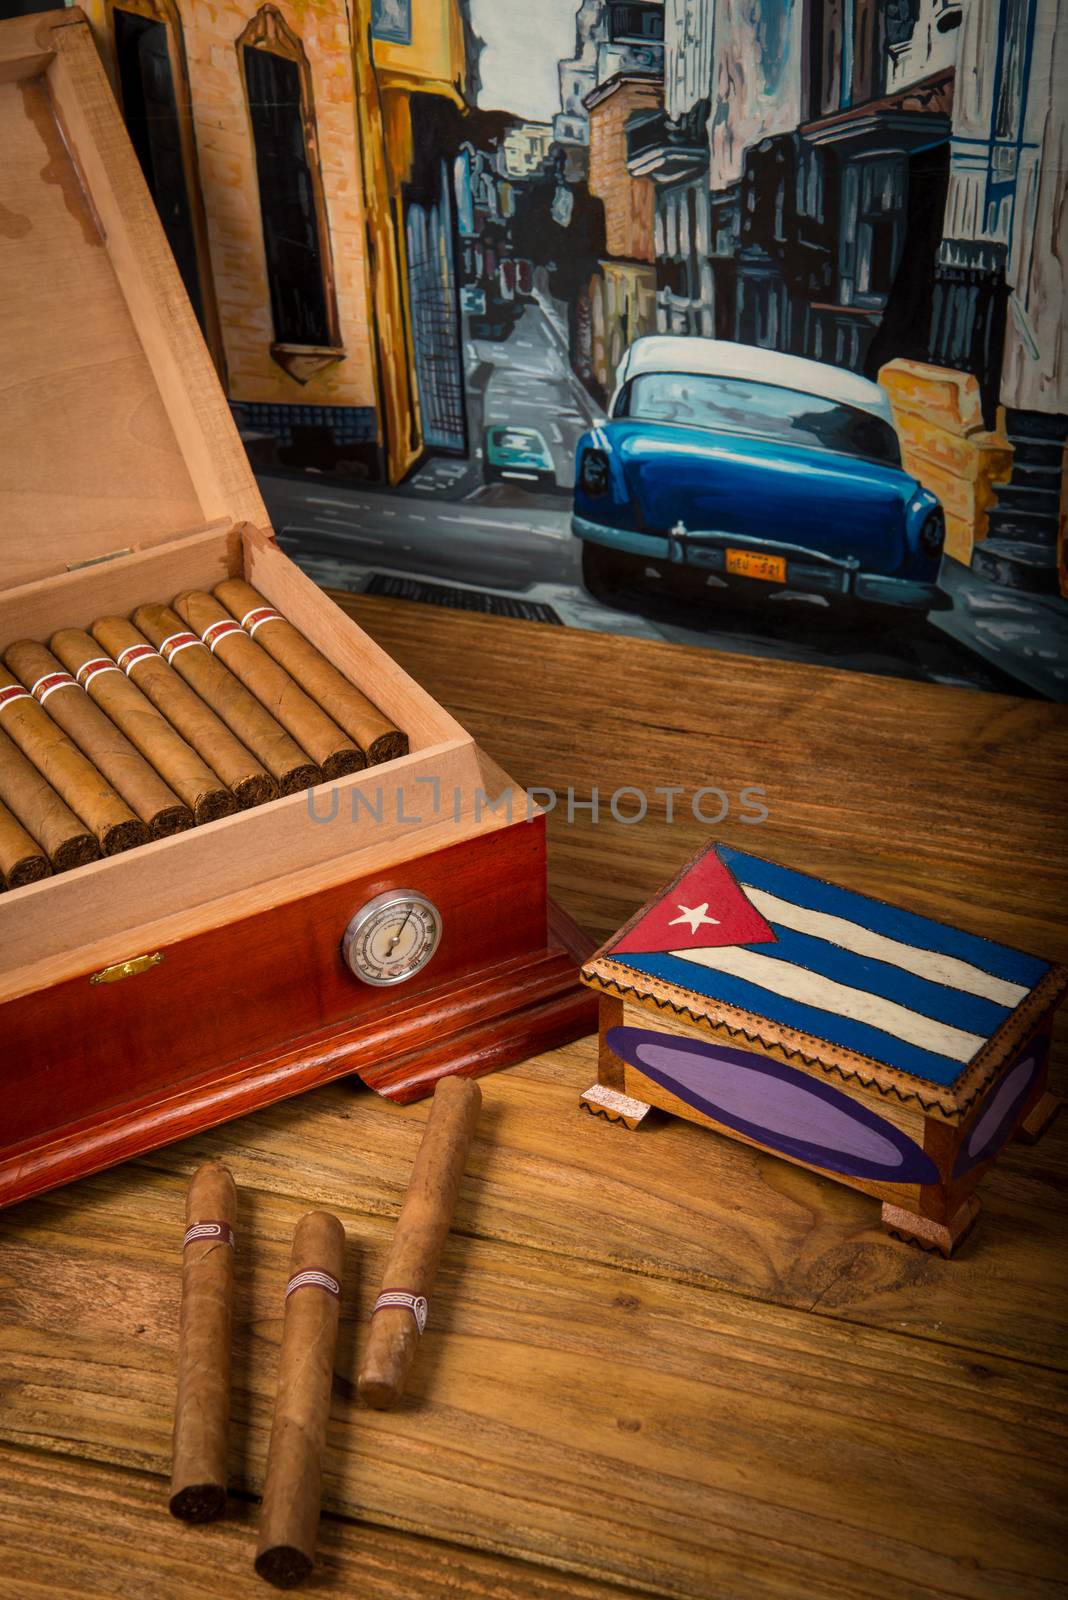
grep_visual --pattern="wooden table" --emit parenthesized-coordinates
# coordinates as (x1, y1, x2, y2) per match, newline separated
(1, 600, 1065, 1600)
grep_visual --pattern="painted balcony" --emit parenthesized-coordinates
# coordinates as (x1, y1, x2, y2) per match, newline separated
(625, 103, 709, 183)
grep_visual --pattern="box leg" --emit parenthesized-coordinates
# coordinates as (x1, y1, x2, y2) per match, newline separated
(1015, 1091, 1062, 1145)
(881, 1195, 981, 1257)
(580, 1083, 653, 1129)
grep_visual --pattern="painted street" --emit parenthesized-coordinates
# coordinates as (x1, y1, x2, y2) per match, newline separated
(258, 279, 1059, 699)
(259, 491, 1044, 702)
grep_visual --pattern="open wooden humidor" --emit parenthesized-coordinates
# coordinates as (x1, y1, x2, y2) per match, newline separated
(0, 8, 595, 1207)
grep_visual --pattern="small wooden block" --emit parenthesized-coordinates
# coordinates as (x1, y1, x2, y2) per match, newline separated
(580, 1083, 652, 1130)
(881, 1196, 982, 1258)
(1015, 1091, 1062, 1145)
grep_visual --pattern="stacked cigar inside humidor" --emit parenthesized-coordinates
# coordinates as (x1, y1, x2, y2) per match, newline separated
(0, 579, 407, 890)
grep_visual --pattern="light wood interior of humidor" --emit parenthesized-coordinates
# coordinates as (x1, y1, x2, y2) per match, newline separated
(0, 13, 267, 588)
(0, 525, 498, 1003)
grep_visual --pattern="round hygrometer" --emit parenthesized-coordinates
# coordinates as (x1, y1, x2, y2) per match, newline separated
(341, 890, 443, 987)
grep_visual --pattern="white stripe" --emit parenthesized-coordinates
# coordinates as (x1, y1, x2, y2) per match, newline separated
(285, 1268, 340, 1299)
(743, 886, 1028, 1009)
(670, 944, 987, 1063)
(31, 674, 78, 705)
(247, 614, 282, 638)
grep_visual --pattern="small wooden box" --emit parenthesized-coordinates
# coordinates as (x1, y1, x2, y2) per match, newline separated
(0, 8, 595, 1208)
(580, 841, 1066, 1254)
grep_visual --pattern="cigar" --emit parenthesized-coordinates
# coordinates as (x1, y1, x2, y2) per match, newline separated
(0, 727, 99, 872)
(255, 1212, 345, 1589)
(0, 797, 50, 887)
(5, 639, 193, 839)
(48, 630, 237, 828)
(358, 1076, 481, 1411)
(133, 604, 321, 797)
(215, 579, 408, 767)
(91, 617, 279, 811)
(173, 591, 365, 782)
(0, 665, 147, 855)
(170, 1162, 238, 1523)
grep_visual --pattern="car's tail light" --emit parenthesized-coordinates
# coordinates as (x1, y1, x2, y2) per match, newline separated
(580, 448, 610, 496)
(920, 510, 945, 555)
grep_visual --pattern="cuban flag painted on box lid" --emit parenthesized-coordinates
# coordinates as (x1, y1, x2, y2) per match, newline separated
(603, 844, 1052, 1088)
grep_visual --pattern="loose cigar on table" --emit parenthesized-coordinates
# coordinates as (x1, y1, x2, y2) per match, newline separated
(49, 630, 237, 828)
(133, 604, 321, 797)
(0, 665, 147, 855)
(0, 727, 98, 872)
(5, 639, 193, 839)
(358, 1076, 482, 1411)
(0, 797, 50, 887)
(92, 617, 278, 811)
(214, 579, 408, 767)
(255, 1212, 345, 1590)
(170, 1162, 238, 1523)
(173, 591, 365, 782)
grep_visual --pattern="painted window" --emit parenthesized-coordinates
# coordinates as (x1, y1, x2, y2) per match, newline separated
(608, 3, 666, 43)
(109, 0, 222, 369)
(238, 7, 339, 352)
(372, 0, 412, 45)
(617, 374, 902, 466)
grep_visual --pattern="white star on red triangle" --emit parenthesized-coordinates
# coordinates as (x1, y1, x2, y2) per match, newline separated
(668, 901, 720, 935)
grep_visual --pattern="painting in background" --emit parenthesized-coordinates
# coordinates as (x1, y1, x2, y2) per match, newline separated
(82, 0, 1068, 697)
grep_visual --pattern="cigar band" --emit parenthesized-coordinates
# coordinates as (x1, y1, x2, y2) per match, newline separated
(159, 631, 204, 664)
(0, 685, 32, 713)
(201, 619, 245, 653)
(115, 644, 159, 675)
(76, 657, 121, 688)
(30, 671, 78, 706)
(241, 607, 283, 637)
(285, 1268, 341, 1301)
(183, 1220, 236, 1250)
(372, 1290, 429, 1335)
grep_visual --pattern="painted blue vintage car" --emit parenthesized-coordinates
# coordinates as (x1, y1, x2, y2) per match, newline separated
(573, 337, 949, 617)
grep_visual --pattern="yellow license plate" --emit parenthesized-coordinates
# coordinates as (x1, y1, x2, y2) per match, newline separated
(725, 549, 787, 583)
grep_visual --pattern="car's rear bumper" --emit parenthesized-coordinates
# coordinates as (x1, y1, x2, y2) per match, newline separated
(572, 515, 948, 611)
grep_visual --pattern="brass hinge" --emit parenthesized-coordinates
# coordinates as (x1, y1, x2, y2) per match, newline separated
(90, 952, 164, 986)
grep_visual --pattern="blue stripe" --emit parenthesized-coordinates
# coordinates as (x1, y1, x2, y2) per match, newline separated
(761, 923, 1011, 1040)
(718, 846, 1048, 990)
(609, 949, 974, 1085)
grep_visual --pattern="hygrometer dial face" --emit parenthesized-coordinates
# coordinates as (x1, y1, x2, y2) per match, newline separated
(341, 890, 443, 987)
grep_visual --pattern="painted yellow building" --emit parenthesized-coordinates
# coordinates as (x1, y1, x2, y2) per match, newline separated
(86, 0, 471, 484)
(879, 360, 1014, 566)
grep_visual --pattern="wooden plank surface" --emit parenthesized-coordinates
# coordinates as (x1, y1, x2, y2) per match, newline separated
(0, 1448, 641, 1600)
(334, 600, 1068, 955)
(2, 1109, 1065, 1600)
(2, 601, 1067, 1597)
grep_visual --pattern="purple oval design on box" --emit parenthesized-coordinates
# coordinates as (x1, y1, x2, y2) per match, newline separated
(953, 1039, 1047, 1178)
(606, 1026, 940, 1185)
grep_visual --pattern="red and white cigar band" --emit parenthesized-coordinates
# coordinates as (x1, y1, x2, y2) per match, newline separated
(30, 671, 77, 706)
(240, 606, 283, 637)
(182, 1220, 235, 1250)
(0, 685, 31, 714)
(159, 631, 203, 665)
(372, 1290, 428, 1334)
(201, 619, 245, 653)
(286, 1268, 341, 1301)
(76, 656, 121, 688)
(115, 643, 159, 676)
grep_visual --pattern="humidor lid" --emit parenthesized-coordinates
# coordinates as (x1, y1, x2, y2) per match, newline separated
(582, 841, 1068, 1119)
(0, 8, 268, 590)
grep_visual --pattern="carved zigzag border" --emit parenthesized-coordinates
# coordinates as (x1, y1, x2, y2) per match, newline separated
(582, 967, 968, 1120)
